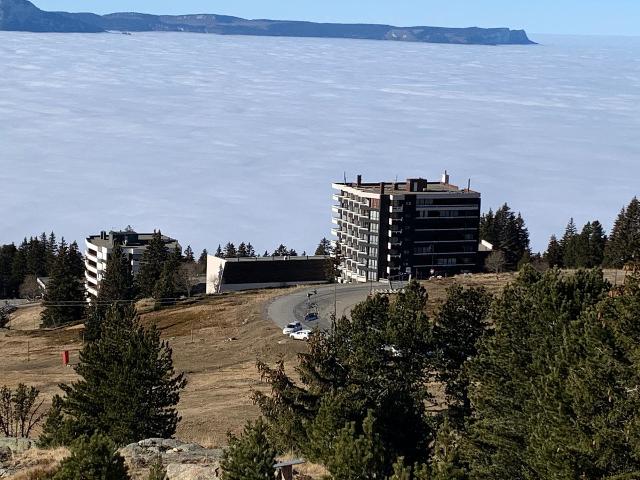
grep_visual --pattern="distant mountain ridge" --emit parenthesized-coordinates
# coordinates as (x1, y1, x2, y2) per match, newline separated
(0, 0, 536, 45)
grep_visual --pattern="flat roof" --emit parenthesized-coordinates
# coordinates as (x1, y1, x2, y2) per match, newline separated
(211, 255, 330, 263)
(87, 231, 177, 248)
(333, 178, 479, 196)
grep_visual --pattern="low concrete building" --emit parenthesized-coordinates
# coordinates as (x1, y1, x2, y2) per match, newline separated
(85, 230, 180, 298)
(206, 255, 330, 294)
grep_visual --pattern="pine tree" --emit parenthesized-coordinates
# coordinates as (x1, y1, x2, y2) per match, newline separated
(464, 267, 620, 479)
(544, 234, 563, 268)
(605, 198, 640, 267)
(223, 242, 237, 258)
(433, 285, 491, 426)
(153, 246, 182, 302)
(41, 240, 86, 328)
(96, 244, 135, 307)
(197, 249, 208, 275)
(480, 205, 530, 269)
(561, 218, 579, 268)
(56, 306, 187, 446)
(183, 245, 195, 263)
(68, 241, 85, 278)
(315, 238, 333, 256)
(136, 232, 169, 298)
(53, 434, 129, 480)
(221, 419, 277, 480)
(246, 243, 256, 257)
(324, 411, 386, 479)
(588, 220, 607, 267)
(237, 242, 248, 257)
(214, 245, 223, 258)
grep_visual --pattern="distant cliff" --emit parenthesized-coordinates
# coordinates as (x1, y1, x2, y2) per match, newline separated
(0, 0, 536, 45)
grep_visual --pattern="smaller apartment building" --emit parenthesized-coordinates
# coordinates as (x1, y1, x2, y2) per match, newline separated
(85, 231, 179, 298)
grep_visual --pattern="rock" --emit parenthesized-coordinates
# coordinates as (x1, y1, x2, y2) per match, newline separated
(166, 463, 221, 480)
(119, 438, 222, 479)
(0, 446, 11, 463)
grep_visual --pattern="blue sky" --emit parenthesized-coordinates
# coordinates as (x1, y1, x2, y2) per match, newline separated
(33, 0, 640, 36)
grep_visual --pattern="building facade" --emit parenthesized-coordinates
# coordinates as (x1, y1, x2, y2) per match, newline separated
(206, 255, 330, 294)
(85, 231, 179, 298)
(331, 173, 481, 282)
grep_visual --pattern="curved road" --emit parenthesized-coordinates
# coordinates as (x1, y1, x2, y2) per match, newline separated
(267, 283, 377, 332)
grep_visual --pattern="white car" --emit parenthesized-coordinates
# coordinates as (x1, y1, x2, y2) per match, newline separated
(290, 329, 312, 341)
(282, 322, 302, 335)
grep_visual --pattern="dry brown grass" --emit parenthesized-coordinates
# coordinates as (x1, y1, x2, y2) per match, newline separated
(5, 447, 69, 480)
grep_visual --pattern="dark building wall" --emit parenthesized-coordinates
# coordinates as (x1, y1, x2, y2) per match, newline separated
(222, 258, 329, 284)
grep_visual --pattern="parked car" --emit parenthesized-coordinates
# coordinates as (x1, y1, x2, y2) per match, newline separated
(282, 322, 303, 335)
(290, 329, 312, 341)
(304, 312, 319, 322)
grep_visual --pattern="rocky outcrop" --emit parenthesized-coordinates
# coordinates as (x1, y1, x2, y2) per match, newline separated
(119, 438, 223, 480)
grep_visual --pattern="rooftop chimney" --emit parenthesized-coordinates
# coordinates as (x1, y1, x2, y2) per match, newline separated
(356, 174, 362, 186)
(441, 170, 450, 184)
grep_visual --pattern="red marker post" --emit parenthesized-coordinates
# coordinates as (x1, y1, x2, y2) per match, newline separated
(62, 350, 69, 366)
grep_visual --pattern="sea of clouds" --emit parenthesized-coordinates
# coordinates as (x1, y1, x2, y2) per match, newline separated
(0, 32, 638, 253)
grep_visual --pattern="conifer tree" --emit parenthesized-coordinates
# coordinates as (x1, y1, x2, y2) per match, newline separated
(68, 241, 85, 278)
(544, 234, 563, 268)
(53, 434, 129, 480)
(221, 419, 277, 480)
(315, 238, 333, 256)
(55, 306, 186, 446)
(464, 267, 624, 479)
(154, 246, 182, 302)
(480, 204, 530, 269)
(197, 249, 208, 274)
(560, 218, 579, 268)
(237, 242, 248, 257)
(223, 242, 237, 258)
(214, 245, 223, 258)
(136, 232, 169, 298)
(605, 198, 640, 267)
(41, 240, 86, 328)
(433, 285, 491, 425)
(183, 245, 195, 263)
(246, 243, 256, 257)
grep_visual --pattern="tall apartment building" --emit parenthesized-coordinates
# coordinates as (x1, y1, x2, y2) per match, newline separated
(331, 173, 481, 282)
(85, 230, 180, 298)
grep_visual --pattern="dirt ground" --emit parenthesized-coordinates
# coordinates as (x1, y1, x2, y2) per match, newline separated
(0, 269, 628, 450)
(0, 288, 307, 448)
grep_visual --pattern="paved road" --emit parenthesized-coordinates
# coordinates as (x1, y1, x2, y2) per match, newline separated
(267, 283, 388, 333)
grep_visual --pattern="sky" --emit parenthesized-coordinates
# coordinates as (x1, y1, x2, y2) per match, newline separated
(32, 0, 640, 37)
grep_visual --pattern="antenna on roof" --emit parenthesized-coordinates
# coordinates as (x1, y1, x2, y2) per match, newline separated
(343, 171, 347, 183)
(467, 178, 471, 192)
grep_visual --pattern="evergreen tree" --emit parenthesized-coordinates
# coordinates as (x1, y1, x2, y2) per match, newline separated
(480, 205, 530, 269)
(246, 243, 256, 257)
(68, 241, 85, 278)
(183, 245, 195, 263)
(237, 242, 248, 258)
(153, 246, 183, 302)
(433, 285, 492, 426)
(464, 267, 625, 479)
(197, 249, 208, 275)
(223, 242, 237, 258)
(214, 245, 223, 258)
(255, 281, 435, 474)
(221, 419, 277, 480)
(55, 306, 186, 446)
(324, 411, 386, 479)
(544, 234, 563, 268)
(560, 218, 579, 268)
(315, 238, 333, 256)
(605, 198, 640, 267)
(96, 244, 135, 307)
(587, 220, 607, 267)
(41, 240, 86, 328)
(53, 434, 129, 480)
(136, 232, 169, 298)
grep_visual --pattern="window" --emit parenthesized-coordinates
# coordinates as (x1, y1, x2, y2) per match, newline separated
(416, 198, 433, 206)
(415, 245, 434, 254)
(370, 223, 379, 233)
(370, 210, 380, 220)
(436, 258, 457, 266)
(369, 259, 378, 269)
(369, 247, 378, 257)
(369, 235, 378, 244)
